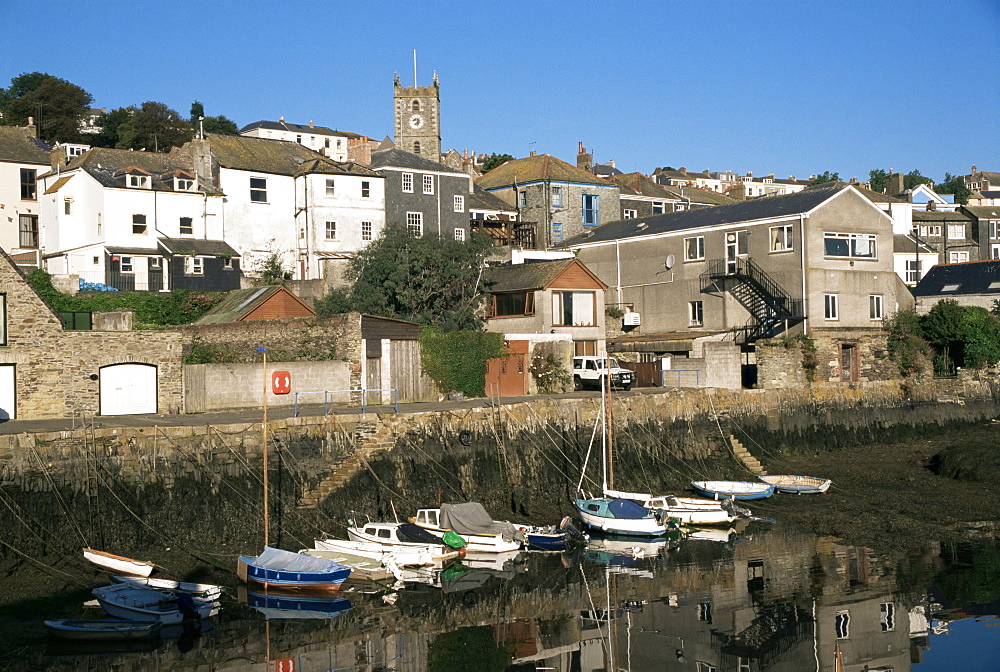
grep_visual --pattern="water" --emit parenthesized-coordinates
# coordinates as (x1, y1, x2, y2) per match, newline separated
(3, 524, 998, 671)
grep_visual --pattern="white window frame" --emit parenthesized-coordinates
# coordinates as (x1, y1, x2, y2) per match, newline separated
(326, 179, 335, 197)
(402, 173, 413, 193)
(175, 177, 195, 191)
(184, 256, 203, 275)
(689, 300, 704, 326)
(919, 224, 941, 236)
(422, 174, 434, 195)
(518, 190, 526, 208)
(947, 224, 965, 239)
(132, 214, 147, 235)
(361, 181, 370, 198)
(362, 221, 372, 241)
(905, 259, 922, 283)
(685, 236, 706, 261)
(990, 221, 1000, 239)
(179, 216, 193, 236)
(250, 177, 267, 203)
(823, 232, 876, 259)
(552, 291, 597, 327)
(824, 294, 839, 320)
(120, 256, 134, 273)
(623, 209, 637, 219)
(652, 201, 665, 214)
(991, 243, 1000, 260)
(949, 251, 969, 263)
(406, 211, 423, 236)
(325, 221, 337, 240)
(551, 186, 562, 207)
(770, 224, 794, 252)
(128, 174, 149, 188)
(454, 195, 465, 212)
(64, 198, 72, 215)
(869, 294, 883, 321)
(454, 228, 465, 241)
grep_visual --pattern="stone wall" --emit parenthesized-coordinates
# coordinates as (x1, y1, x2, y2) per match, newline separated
(184, 360, 353, 412)
(758, 331, 899, 389)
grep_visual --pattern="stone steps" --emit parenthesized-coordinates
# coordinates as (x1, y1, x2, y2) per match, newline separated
(730, 434, 767, 476)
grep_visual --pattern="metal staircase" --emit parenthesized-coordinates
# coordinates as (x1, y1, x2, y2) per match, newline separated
(700, 257, 804, 345)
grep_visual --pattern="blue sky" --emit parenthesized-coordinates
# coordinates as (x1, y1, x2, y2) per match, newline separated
(3, 1, 997, 183)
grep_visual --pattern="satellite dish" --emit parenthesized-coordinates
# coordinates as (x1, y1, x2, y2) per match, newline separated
(664, 254, 675, 270)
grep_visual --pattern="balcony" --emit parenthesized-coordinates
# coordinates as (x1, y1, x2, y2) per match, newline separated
(75, 270, 166, 292)
(470, 219, 538, 249)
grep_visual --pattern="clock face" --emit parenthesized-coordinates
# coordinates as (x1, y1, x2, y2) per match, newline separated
(409, 114, 424, 130)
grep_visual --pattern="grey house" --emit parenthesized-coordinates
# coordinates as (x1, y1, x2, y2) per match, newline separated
(368, 148, 472, 241)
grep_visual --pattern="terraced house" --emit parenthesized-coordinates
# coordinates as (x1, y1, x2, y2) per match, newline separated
(0, 122, 50, 267)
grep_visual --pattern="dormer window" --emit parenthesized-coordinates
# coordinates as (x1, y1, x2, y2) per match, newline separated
(129, 175, 150, 188)
(175, 177, 196, 191)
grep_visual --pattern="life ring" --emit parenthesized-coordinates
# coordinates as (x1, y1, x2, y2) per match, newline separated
(458, 429, 473, 446)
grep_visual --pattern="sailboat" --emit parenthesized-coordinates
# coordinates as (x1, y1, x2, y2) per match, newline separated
(237, 347, 350, 593)
(573, 354, 668, 537)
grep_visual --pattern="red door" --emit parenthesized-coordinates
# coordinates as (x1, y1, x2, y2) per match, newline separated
(485, 341, 529, 397)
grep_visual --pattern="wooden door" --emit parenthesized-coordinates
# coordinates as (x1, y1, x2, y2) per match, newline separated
(485, 341, 529, 397)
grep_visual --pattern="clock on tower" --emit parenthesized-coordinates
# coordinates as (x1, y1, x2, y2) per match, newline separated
(394, 71, 441, 161)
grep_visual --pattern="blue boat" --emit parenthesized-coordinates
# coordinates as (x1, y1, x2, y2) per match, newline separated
(690, 480, 775, 501)
(247, 591, 352, 619)
(237, 546, 351, 593)
(574, 497, 669, 537)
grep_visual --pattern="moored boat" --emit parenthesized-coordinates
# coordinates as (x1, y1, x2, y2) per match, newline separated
(109, 575, 223, 601)
(690, 480, 775, 500)
(246, 591, 352, 620)
(83, 548, 155, 577)
(412, 503, 523, 553)
(573, 497, 670, 537)
(760, 474, 832, 494)
(237, 546, 351, 593)
(606, 489, 737, 526)
(331, 526, 464, 565)
(44, 618, 162, 640)
(93, 583, 218, 624)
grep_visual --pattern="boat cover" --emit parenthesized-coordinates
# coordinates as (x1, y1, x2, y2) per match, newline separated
(439, 503, 520, 541)
(396, 522, 449, 545)
(607, 498, 651, 519)
(253, 546, 346, 573)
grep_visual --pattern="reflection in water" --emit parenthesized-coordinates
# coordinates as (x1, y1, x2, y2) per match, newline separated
(7, 527, 1000, 671)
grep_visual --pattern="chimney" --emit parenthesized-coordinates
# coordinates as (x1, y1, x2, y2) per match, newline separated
(25, 116, 37, 137)
(50, 146, 67, 170)
(279, 116, 285, 123)
(849, 177, 858, 184)
(679, 167, 686, 174)
(789, 174, 796, 181)
(530, 150, 537, 157)
(972, 165, 978, 176)
(927, 201, 937, 211)
(309, 120, 314, 128)
(576, 141, 592, 172)
(886, 172, 905, 197)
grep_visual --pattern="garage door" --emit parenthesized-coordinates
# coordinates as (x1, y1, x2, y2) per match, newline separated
(100, 364, 157, 415)
(0, 365, 14, 420)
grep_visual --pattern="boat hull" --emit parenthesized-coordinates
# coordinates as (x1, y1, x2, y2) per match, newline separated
(83, 548, 155, 578)
(44, 618, 161, 641)
(760, 475, 832, 494)
(247, 591, 352, 620)
(574, 498, 667, 537)
(690, 481, 775, 501)
(237, 554, 349, 593)
(109, 575, 223, 601)
(93, 584, 217, 625)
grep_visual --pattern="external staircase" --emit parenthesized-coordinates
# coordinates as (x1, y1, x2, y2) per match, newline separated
(730, 434, 766, 476)
(296, 415, 407, 509)
(700, 257, 804, 345)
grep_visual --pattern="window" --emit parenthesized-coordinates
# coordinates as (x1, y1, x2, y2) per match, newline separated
(223, 257, 233, 269)
(406, 211, 423, 236)
(575, 340, 597, 356)
(92, 256, 99, 265)
(176, 177, 195, 191)
(250, 177, 267, 202)
(835, 610, 850, 639)
(824, 232, 876, 258)
(18, 215, 38, 248)
(64, 198, 72, 215)
(132, 214, 147, 235)
(941, 283, 961, 292)
(623, 209, 637, 219)
(949, 251, 969, 263)
(184, 257, 203, 275)
(492, 292, 534, 317)
(870, 295, 883, 320)
(295, 134, 302, 144)
(362, 221, 372, 241)
(325, 221, 337, 240)
(128, 174, 149, 188)
(179, 217, 193, 235)
(552, 291, 596, 326)
(685, 236, 706, 261)
(422, 174, 434, 195)
(402, 173, 413, 193)
(990, 221, 1000, 239)
(336, 138, 342, 148)
(97, 213, 102, 235)
(412, 100, 420, 112)
(770, 224, 794, 251)
(824, 294, 839, 320)
(361, 181, 370, 198)
(518, 190, 526, 208)
(906, 259, 922, 283)
(413, 141, 421, 155)
(326, 179, 336, 196)
(880, 603, 895, 632)
(120, 256, 133, 272)
(583, 194, 600, 225)
(918, 224, 941, 236)
(454, 228, 465, 241)
(992, 243, 1000, 260)
(149, 257, 160, 269)
(552, 222, 562, 243)
(947, 224, 965, 239)
(551, 186, 562, 207)
(652, 201, 665, 214)
(696, 664, 716, 672)
(454, 195, 465, 212)
(20, 168, 36, 200)
(689, 300, 704, 326)
(324, 139, 330, 149)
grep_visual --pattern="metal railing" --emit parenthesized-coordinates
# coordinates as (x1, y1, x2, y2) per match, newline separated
(661, 369, 701, 388)
(290, 388, 399, 417)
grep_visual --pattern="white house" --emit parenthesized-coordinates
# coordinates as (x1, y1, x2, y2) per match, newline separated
(180, 133, 386, 280)
(240, 119, 363, 162)
(38, 147, 240, 292)
(0, 123, 51, 265)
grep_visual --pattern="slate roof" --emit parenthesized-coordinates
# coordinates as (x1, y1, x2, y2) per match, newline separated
(970, 171, 1000, 183)
(159, 238, 239, 257)
(469, 185, 516, 213)
(661, 185, 738, 206)
(962, 205, 1000, 218)
(806, 180, 902, 204)
(608, 173, 677, 198)
(476, 154, 612, 190)
(193, 285, 314, 325)
(203, 133, 365, 177)
(912, 210, 973, 222)
(560, 185, 848, 247)
(0, 126, 50, 164)
(368, 147, 463, 174)
(912, 260, 1000, 297)
(483, 258, 605, 292)
(62, 147, 191, 174)
(893, 234, 935, 254)
(240, 120, 362, 139)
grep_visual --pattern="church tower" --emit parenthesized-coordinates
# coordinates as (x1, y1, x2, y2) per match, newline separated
(393, 70, 441, 161)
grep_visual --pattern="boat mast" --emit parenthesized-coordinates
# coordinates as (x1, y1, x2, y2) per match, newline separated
(258, 346, 269, 547)
(605, 350, 614, 492)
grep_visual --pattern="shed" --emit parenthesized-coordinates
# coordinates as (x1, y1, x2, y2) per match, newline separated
(193, 285, 315, 324)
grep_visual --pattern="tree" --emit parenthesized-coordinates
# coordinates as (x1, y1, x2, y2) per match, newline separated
(1, 72, 93, 143)
(92, 106, 136, 148)
(115, 101, 193, 152)
(922, 299, 966, 375)
(808, 171, 840, 186)
(480, 153, 514, 174)
(190, 100, 239, 135)
(868, 168, 888, 194)
(904, 169, 933, 190)
(936, 172, 972, 205)
(315, 227, 493, 330)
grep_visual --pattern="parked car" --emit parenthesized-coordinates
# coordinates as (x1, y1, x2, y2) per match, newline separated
(573, 356, 633, 391)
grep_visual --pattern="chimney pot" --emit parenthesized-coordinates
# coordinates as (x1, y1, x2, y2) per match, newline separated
(279, 116, 285, 123)
(309, 120, 314, 127)
(530, 150, 537, 157)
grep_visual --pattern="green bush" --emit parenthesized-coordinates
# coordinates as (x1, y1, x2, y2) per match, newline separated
(419, 328, 505, 397)
(530, 353, 571, 393)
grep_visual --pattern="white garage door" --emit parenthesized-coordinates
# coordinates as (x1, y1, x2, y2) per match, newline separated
(100, 364, 157, 416)
(0, 365, 15, 420)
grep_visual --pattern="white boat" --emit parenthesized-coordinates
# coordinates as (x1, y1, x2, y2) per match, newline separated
(760, 474, 832, 494)
(83, 548, 155, 577)
(691, 480, 776, 500)
(43, 618, 162, 640)
(412, 504, 523, 553)
(605, 489, 736, 526)
(93, 583, 218, 624)
(109, 575, 223, 601)
(343, 521, 465, 563)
